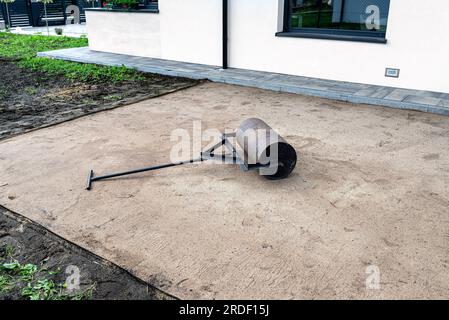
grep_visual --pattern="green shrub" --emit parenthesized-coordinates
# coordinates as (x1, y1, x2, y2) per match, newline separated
(109, 0, 138, 9)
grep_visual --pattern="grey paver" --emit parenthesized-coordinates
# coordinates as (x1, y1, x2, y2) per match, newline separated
(369, 87, 395, 99)
(329, 84, 361, 94)
(438, 99, 449, 108)
(37, 47, 449, 116)
(353, 86, 385, 97)
(403, 95, 442, 106)
(383, 88, 416, 101)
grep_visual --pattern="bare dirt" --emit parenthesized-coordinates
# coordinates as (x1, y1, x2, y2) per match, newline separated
(0, 59, 199, 300)
(1, 82, 448, 299)
(0, 57, 198, 140)
(0, 206, 173, 300)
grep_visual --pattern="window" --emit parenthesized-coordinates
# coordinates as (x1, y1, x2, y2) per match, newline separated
(100, 0, 158, 11)
(138, 0, 158, 11)
(281, 0, 390, 42)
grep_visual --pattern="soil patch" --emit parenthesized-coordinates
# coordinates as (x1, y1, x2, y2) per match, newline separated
(1, 82, 448, 299)
(0, 206, 174, 300)
(0, 57, 198, 299)
(0, 57, 198, 139)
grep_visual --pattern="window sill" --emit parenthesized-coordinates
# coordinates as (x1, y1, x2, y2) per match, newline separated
(84, 8, 159, 14)
(275, 31, 387, 44)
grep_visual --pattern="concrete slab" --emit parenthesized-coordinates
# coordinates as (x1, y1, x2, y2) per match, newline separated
(383, 89, 417, 101)
(1, 82, 449, 299)
(439, 99, 449, 108)
(403, 95, 443, 106)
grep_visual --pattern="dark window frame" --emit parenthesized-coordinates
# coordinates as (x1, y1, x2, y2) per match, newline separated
(138, 0, 158, 11)
(95, 0, 159, 12)
(277, 0, 390, 44)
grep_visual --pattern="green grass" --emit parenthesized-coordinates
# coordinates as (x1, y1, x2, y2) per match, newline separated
(0, 245, 95, 300)
(0, 32, 88, 60)
(0, 32, 145, 83)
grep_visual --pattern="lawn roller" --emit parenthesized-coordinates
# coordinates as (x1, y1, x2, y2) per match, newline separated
(86, 118, 297, 190)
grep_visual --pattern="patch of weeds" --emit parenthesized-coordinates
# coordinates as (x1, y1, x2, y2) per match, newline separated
(5, 244, 15, 258)
(19, 263, 38, 282)
(0, 274, 13, 293)
(1, 261, 21, 272)
(24, 86, 38, 95)
(0, 246, 96, 300)
(103, 94, 124, 101)
(21, 279, 58, 300)
(80, 97, 96, 105)
(0, 88, 8, 98)
(21, 280, 96, 301)
(0, 244, 15, 261)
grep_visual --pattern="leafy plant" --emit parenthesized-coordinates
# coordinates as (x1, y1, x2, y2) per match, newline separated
(0, 88, 8, 98)
(109, 0, 138, 9)
(19, 263, 38, 281)
(0, 274, 13, 293)
(1, 244, 15, 261)
(0, 254, 96, 300)
(22, 279, 58, 300)
(1, 261, 21, 272)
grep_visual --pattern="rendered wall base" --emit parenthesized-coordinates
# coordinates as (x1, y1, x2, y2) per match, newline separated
(86, 1, 222, 66)
(86, 10, 161, 59)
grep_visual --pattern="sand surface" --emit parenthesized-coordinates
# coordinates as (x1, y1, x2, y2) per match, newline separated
(1, 82, 448, 299)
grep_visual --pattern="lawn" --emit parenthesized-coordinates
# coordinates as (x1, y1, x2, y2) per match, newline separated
(0, 33, 144, 83)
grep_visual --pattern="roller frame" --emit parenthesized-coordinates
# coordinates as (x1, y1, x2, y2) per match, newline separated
(86, 132, 270, 190)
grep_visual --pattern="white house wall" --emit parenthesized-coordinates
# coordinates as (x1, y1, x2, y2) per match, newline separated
(86, 11, 161, 58)
(86, 0, 449, 93)
(159, 0, 222, 66)
(229, 0, 449, 93)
